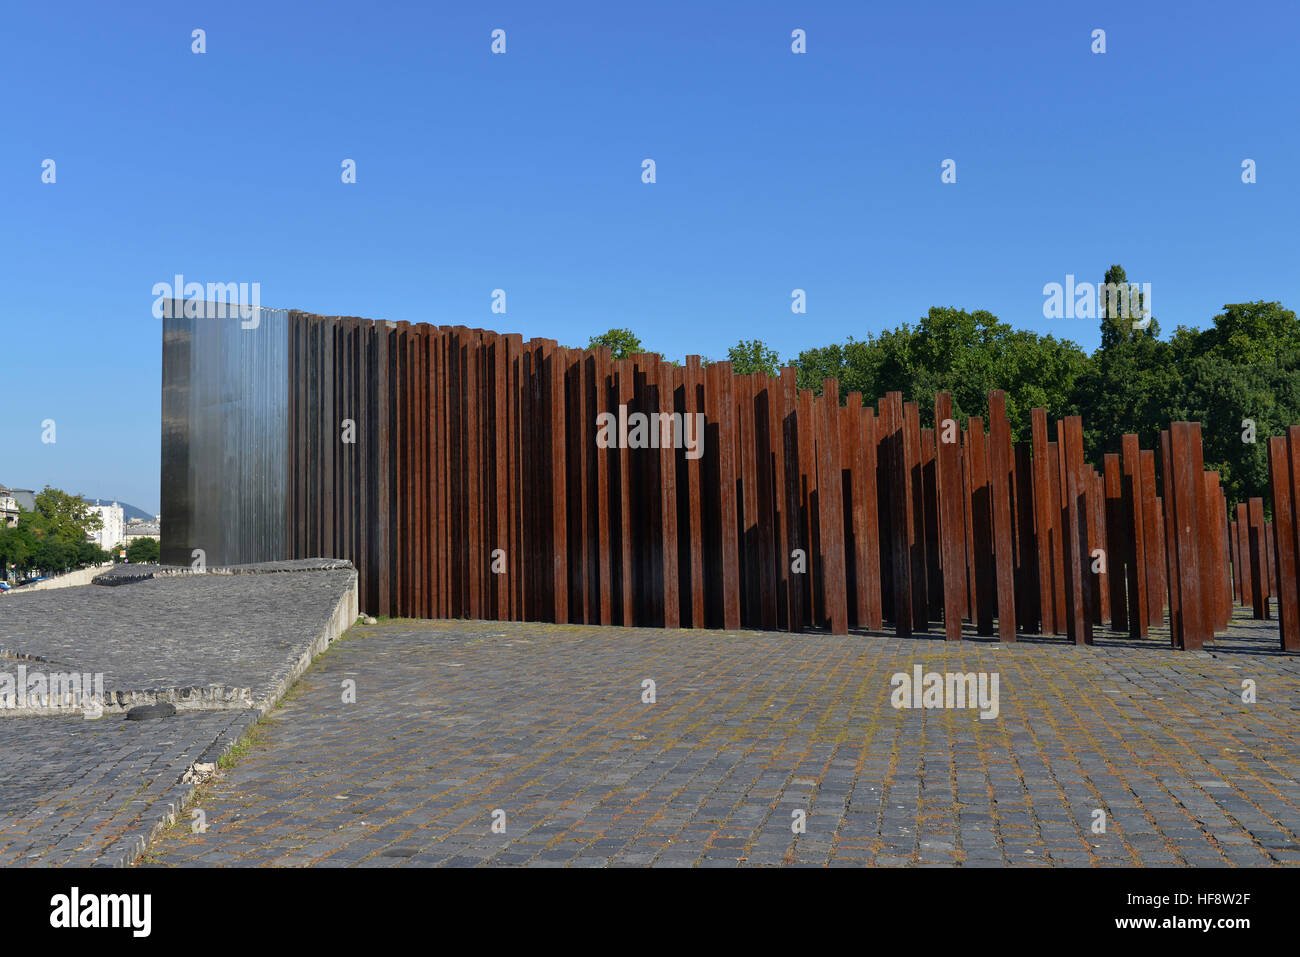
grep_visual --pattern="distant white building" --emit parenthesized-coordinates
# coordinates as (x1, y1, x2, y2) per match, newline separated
(0, 487, 18, 528)
(85, 500, 125, 551)
(0, 484, 34, 527)
(124, 520, 161, 543)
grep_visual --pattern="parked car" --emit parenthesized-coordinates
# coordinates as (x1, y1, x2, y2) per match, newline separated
(0, 581, 11, 592)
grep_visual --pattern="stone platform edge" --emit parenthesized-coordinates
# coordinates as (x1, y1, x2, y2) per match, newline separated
(91, 557, 354, 586)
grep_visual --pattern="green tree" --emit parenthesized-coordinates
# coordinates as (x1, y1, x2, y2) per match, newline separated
(1163, 302, 1300, 506)
(726, 339, 781, 376)
(586, 328, 644, 359)
(126, 537, 160, 564)
(0, 489, 109, 578)
(0, 522, 34, 579)
(78, 540, 111, 566)
(34, 487, 102, 541)
(792, 307, 1086, 440)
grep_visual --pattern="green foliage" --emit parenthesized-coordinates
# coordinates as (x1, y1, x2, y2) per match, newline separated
(791, 307, 1086, 441)
(586, 328, 644, 359)
(579, 280, 1297, 509)
(35, 487, 101, 539)
(726, 339, 781, 376)
(0, 486, 108, 579)
(126, 537, 161, 564)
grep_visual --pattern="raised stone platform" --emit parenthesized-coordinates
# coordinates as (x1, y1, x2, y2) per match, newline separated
(1, 562, 357, 715)
(0, 561, 359, 866)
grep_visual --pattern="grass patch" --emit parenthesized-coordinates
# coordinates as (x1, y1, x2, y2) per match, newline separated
(218, 721, 270, 769)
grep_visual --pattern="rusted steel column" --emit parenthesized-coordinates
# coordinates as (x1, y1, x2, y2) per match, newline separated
(922, 428, 942, 623)
(1014, 441, 1040, 633)
(903, 402, 928, 632)
(1275, 432, 1300, 649)
(859, 404, 884, 631)
(753, 375, 777, 630)
(1047, 439, 1067, 635)
(372, 322, 392, 616)
(767, 374, 788, 631)
(429, 330, 443, 618)
(1029, 409, 1054, 633)
(1152, 494, 1167, 616)
(658, 361, 681, 629)
(484, 335, 503, 620)
(1205, 473, 1227, 632)
(407, 325, 422, 618)
(1093, 470, 1109, 625)
(585, 350, 602, 624)
(509, 335, 525, 619)
(569, 352, 589, 624)
(961, 431, 975, 622)
(1061, 417, 1092, 644)
(519, 342, 535, 620)
(1169, 423, 1205, 647)
(1218, 487, 1230, 626)
(1289, 427, 1300, 617)
(1159, 431, 1178, 646)
(781, 369, 805, 632)
(450, 328, 466, 617)
(734, 374, 758, 627)
(630, 356, 661, 626)
(1286, 426, 1300, 638)
(988, 392, 1016, 641)
(1248, 497, 1268, 620)
(470, 330, 486, 621)
(842, 395, 866, 629)
(1139, 450, 1162, 627)
(593, 349, 612, 624)
(967, 417, 994, 636)
(1103, 454, 1128, 632)
(414, 326, 428, 617)
(878, 398, 896, 623)
(1055, 423, 1071, 636)
(544, 345, 567, 623)
(817, 382, 849, 635)
(883, 393, 911, 636)
(714, 362, 741, 629)
(1235, 502, 1250, 616)
(1119, 436, 1147, 637)
(615, 358, 634, 624)
(683, 357, 705, 628)
(1266, 523, 1277, 600)
(1230, 519, 1242, 604)
(801, 389, 821, 627)
(401, 323, 415, 617)
(1190, 424, 1217, 639)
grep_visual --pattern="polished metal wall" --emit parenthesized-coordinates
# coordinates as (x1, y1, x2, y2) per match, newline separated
(160, 302, 289, 566)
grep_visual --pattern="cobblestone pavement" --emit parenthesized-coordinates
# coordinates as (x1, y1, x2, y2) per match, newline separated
(0, 710, 257, 867)
(0, 565, 357, 866)
(142, 613, 1300, 867)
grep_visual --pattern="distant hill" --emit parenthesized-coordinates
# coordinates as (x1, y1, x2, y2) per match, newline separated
(82, 498, 156, 522)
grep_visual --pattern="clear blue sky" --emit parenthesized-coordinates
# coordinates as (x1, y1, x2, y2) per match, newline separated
(3, 0, 1296, 514)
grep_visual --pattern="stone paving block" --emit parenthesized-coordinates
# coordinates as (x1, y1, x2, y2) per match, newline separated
(16, 611, 1283, 870)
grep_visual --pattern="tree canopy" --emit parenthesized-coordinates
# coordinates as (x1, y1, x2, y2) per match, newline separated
(587, 268, 1299, 509)
(0, 486, 109, 579)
